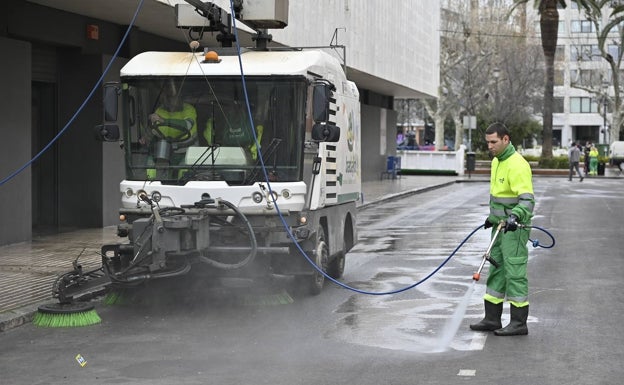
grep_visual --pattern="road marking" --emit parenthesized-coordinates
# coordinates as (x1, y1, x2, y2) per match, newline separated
(469, 332, 487, 350)
(457, 369, 476, 376)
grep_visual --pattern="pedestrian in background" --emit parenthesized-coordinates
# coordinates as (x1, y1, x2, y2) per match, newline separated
(470, 122, 534, 336)
(569, 142, 584, 182)
(583, 141, 592, 176)
(588, 146, 599, 176)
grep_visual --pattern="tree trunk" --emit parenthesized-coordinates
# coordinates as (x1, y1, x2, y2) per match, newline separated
(539, 0, 559, 161)
(435, 116, 445, 150)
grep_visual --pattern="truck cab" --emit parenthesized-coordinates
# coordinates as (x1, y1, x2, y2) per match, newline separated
(97, 48, 361, 294)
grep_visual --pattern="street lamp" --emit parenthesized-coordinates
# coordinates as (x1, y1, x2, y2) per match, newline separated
(493, 68, 500, 119)
(602, 80, 609, 145)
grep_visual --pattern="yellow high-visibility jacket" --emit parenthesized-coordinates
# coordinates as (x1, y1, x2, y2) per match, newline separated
(488, 143, 534, 225)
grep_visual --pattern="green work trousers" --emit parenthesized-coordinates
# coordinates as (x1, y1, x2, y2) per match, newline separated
(485, 227, 530, 305)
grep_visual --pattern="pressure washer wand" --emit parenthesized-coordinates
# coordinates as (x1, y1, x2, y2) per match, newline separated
(473, 222, 503, 281)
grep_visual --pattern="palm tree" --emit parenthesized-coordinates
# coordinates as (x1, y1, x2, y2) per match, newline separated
(511, 0, 567, 162)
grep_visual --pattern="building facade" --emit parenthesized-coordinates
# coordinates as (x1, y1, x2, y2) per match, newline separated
(0, 0, 440, 245)
(548, 2, 617, 147)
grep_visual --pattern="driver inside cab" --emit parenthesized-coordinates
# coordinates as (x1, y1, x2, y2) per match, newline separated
(143, 80, 207, 180)
(148, 80, 198, 141)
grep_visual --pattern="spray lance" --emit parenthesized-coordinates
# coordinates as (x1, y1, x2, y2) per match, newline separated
(472, 222, 503, 281)
(472, 218, 553, 282)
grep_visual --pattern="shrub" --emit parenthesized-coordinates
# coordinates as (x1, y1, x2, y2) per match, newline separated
(537, 156, 569, 169)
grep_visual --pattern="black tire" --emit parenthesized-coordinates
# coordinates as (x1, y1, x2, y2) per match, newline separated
(327, 248, 345, 279)
(297, 226, 328, 295)
(328, 220, 352, 279)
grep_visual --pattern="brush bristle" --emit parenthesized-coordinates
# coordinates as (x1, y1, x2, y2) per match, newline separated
(32, 309, 101, 328)
(103, 290, 126, 306)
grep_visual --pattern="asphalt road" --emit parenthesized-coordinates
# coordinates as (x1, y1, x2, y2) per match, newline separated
(1, 177, 623, 385)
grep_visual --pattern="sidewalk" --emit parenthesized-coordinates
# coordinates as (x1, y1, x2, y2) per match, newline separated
(0, 175, 476, 331)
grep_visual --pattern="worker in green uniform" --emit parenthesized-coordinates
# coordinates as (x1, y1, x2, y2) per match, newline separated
(470, 122, 535, 336)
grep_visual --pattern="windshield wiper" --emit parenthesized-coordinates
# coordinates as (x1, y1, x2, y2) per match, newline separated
(179, 145, 219, 182)
(245, 138, 282, 184)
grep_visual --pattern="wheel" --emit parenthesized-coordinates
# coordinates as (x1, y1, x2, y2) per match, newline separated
(297, 226, 328, 295)
(328, 221, 351, 279)
(327, 250, 345, 279)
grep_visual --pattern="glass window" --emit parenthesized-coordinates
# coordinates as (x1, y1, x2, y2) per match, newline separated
(570, 20, 595, 33)
(554, 97, 564, 113)
(570, 45, 599, 61)
(591, 98, 598, 113)
(591, 45, 602, 61)
(120, 76, 308, 184)
(555, 45, 565, 61)
(578, 70, 601, 86)
(570, 97, 598, 113)
(608, 44, 619, 59)
(579, 70, 590, 85)
(555, 69, 565, 86)
(582, 20, 595, 33)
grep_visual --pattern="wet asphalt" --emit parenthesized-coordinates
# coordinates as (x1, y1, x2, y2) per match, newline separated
(1, 176, 623, 384)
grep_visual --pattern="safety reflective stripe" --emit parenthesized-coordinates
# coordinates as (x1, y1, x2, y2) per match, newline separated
(490, 193, 535, 219)
(518, 193, 535, 212)
(485, 290, 504, 302)
(490, 208, 507, 217)
(485, 292, 529, 306)
(484, 293, 504, 305)
(506, 294, 528, 303)
(491, 195, 519, 204)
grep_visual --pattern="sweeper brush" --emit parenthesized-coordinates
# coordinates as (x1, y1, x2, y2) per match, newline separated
(33, 303, 101, 328)
(32, 252, 109, 328)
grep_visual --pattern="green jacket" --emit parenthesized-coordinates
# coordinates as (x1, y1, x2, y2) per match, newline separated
(488, 143, 534, 225)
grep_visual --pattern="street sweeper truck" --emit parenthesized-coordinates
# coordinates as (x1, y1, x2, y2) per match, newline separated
(81, 0, 361, 297)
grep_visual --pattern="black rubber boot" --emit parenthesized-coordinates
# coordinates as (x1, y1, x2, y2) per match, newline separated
(494, 304, 528, 336)
(470, 300, 502, 331)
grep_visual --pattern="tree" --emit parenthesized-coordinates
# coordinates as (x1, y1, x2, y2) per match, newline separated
(510, 0, 565, 161)
(424, 1, 543, 151)
(511, 0, 594, 161)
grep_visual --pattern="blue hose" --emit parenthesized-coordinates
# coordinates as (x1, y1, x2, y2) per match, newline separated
(526, 225, 556, 249)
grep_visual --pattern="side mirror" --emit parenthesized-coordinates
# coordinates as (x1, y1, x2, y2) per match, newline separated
(94, 124, 120, 141)
(312, 123, 340, 142)
(312, 81, 335, 123)
(103, 83, 120, 122)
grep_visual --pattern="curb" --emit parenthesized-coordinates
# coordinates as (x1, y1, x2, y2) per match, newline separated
(357, 180, 462, 210)
(0, 300, 48, 332)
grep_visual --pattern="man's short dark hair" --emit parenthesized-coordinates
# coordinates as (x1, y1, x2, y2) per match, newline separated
(485, 122, 510, 139)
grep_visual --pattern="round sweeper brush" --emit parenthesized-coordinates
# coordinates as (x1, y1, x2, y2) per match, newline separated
(32, 302, 101, 328)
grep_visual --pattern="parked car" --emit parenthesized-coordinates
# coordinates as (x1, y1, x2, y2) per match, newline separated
(609, 141, 624, 171)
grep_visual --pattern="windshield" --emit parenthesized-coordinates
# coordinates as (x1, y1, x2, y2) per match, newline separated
(120, 76, 308, 185)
